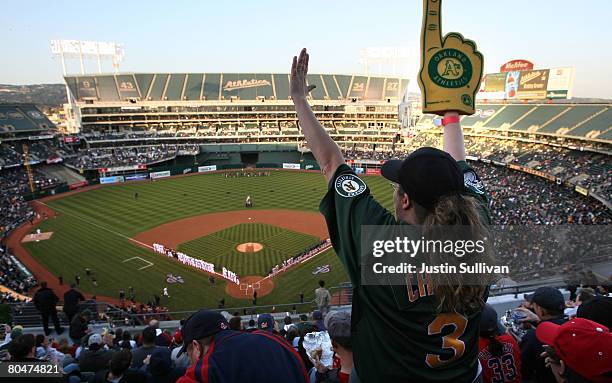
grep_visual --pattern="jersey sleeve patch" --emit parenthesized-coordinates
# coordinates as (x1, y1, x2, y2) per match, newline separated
(463, 170, 485, 195)
(334, 173, 367, 198)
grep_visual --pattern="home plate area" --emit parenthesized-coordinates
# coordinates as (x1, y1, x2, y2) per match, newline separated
(225, 275, 274, 298)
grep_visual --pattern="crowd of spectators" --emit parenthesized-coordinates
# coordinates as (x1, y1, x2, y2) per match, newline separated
(472, 162, 611, 225)
(0, 167, 62, 239)
(341, 132, 612, 204)
(267, 240, 332, 278)
(0, 292, 356, 383)
(67, 145, 179, 170)
(0, 244, 37, 303)
(341, 141, 611, 282)
(1, 287, 610, 383)
(0, 141, 73, 168)
(495, 286, 612, 383)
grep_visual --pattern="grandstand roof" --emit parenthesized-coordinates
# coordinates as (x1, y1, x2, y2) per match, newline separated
(0, 104, 56, 134)
(65, 73, 409, 102)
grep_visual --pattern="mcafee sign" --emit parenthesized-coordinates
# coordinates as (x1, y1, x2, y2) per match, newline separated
(500, 60, 534, 72)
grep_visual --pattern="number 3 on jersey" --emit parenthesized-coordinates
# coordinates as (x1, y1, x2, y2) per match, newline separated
(425, 313, 468, 368)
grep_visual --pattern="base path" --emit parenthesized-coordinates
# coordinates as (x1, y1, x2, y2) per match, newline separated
(133, 209, 329, 249)
(226, 275, 274, 299)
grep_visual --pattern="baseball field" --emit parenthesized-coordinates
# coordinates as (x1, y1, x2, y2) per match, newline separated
(16, 170, 395, 312)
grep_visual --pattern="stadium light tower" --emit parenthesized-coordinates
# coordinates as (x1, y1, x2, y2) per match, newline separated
(50, 40, 125, 133)
(50, 40, 125, 75)
(359, 47, 410, 76)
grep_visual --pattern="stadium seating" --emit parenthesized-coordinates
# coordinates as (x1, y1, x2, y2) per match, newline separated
(66, 73, 407, 103)
(148, 74, 169, 101)
(184, 73, 204, 100)
(134, 74, 154, 99)
(567, 107, 611, 138)
(484, 105, 535, 129)
(535, 105, 606, 134)
(0, 105, 54, 133)
(460, 105, 504, 126)
(164, 74, 187, 101)
(510, 105, 569, 131)
(415, 103, 612, 141)
(96, 76, 120, 101)
(306, 74, 326, 100)
(322, 74, 341, 99)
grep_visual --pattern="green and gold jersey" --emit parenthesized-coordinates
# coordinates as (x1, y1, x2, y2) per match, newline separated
(319, 161, 489, 383)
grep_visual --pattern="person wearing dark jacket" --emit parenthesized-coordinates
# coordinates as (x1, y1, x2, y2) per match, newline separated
(131, 326, 164, 369)
(69, 309, 91, 345)
(32, 281, 64, 336)
(63, 283, 85, 323)
(519, 287, 568, 383)
(90, 349, 147, 383)
(78, 333, 113, 373)
(140, 347, 186, 383)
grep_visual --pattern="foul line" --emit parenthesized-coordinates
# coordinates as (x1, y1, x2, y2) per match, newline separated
(123, 256, 154, 270)
(38, 202, 153, 249)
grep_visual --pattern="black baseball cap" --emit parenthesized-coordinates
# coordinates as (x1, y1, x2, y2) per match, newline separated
(381, 147, 464, 210)
(178, 310, 229, 355)
(525, 287, 565, 312)
(479, 304, 505, 336)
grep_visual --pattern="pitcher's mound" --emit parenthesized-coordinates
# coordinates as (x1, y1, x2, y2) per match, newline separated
(236, 242, 263, 253)
(22, 232, 53, 243)
(226, 275, 274, 298)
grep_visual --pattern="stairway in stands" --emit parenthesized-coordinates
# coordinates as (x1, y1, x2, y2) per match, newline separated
(10, 302, 70, 328)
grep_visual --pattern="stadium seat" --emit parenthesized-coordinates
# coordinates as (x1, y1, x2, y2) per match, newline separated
(537, 105, 606, 134)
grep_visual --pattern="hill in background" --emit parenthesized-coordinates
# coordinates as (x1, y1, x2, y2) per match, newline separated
(0, 84, 66, 109)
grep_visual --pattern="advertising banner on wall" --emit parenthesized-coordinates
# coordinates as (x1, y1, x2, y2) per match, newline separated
(100, 176, 125, 184)
(504, 71, 521, 99)
(125, 173, 148, 181)
(98, 164, 147, 173)
(516, 69, 549, 99)
(546, 67, 574, 99)
(365, 168, 381, 175)
(198, 165, 217, 173)
(282, 163, 301, 170)
(150, 170, 171, 179)
(63, 136, 80, 144)
(478, 72, 507, 100)
(500, 59, 534, 72)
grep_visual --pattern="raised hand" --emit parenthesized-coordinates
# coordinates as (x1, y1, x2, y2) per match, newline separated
(417, 0, 483, 115)
(291, 48, 316, 102)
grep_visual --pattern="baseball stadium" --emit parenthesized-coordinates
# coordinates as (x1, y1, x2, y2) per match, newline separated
(0, 1, 611, 382)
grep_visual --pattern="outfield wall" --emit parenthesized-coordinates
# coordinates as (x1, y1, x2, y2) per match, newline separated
(20, 150, 609, 212)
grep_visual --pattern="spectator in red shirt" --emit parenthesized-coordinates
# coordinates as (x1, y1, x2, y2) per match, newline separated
(478, 304, 521, 383)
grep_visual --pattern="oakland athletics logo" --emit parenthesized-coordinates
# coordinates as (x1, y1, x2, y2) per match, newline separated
(428, 48, 473, 88)
(335, 174, 367, 198)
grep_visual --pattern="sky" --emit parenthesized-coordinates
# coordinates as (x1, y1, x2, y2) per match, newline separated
(1, 0, 611, 98)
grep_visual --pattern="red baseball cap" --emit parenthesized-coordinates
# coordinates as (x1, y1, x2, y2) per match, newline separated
(536, 318, 612, 382)
(173, 328, 183, 344)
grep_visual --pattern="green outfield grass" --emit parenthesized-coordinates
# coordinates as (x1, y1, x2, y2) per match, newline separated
(178, 223, 321, 276)
(24, 170, 395, 313)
